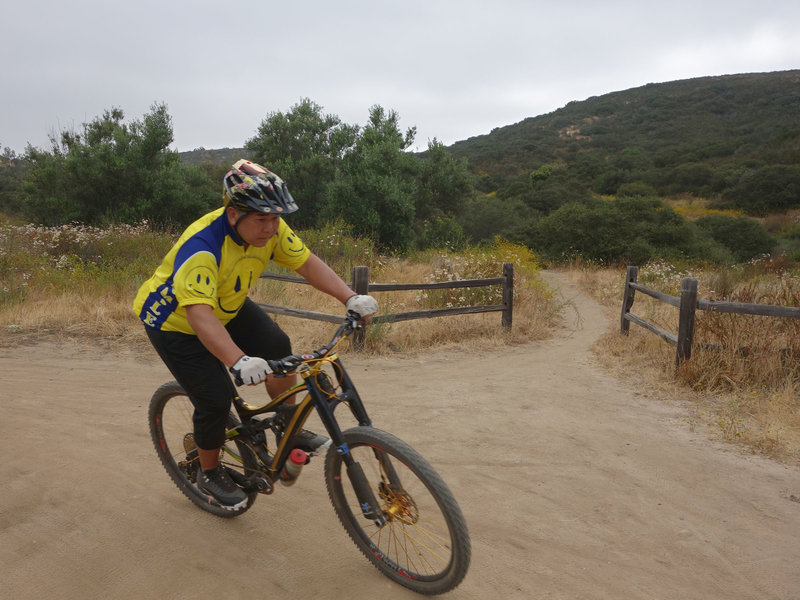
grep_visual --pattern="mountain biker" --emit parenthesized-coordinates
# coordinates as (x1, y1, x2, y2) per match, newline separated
(133, 159, 378, 510)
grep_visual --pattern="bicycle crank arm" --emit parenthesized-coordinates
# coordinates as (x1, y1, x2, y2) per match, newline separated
(347, 462, 387, 527)
(244, 476, 273, 494)
(227, 467, 273, 495)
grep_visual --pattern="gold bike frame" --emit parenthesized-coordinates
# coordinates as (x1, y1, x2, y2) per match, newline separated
(223, 352, 341, 480)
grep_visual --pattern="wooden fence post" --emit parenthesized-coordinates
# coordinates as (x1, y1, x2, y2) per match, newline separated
(351, 265, 370, 351)
(620, 265, 639, 334)
(502, 262, 514, 328)
(675, 276, 698, 369)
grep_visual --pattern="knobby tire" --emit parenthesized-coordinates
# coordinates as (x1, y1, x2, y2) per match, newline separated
(324, 427, 470, 595)
(148, 380, 258, 518)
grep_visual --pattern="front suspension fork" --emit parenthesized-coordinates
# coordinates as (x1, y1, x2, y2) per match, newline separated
(304, 363, 388, 527)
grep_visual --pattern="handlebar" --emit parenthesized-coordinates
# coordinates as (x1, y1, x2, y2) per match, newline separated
(230, 310, 365, 386)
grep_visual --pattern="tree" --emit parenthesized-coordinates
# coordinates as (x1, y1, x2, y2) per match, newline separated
(417, 215, 467, 251)
(413, 139, 474, 222)
(528, 169, 592, 215)
(322, 106, 419, 251)
(0, 146, 26, 215)
(530, 164, 557, 184)
(460, 193, 532, 244)
(245, 101, 477, 250)
(245, 98, 359, 228)
(410, 139, 474, 250)
(22, 104, 216, 227)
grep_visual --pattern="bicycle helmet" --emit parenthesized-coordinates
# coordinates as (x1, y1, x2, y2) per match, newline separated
(223, 159, 299, 214)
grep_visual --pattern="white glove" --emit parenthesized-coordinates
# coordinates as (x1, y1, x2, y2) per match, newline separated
(346, 294, 378, 317)
(230, 355, 272, 385)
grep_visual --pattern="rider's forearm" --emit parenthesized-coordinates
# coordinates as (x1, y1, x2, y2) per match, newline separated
(185, 303, 244, 367)
(295, 253, 356, 306)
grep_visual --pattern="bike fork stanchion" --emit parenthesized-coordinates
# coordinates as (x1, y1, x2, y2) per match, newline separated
(376, 450, 402, 488)
(345, 459, 387, 527)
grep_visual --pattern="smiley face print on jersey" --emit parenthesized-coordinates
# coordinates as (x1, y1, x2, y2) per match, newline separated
(217, 255, 263, 314)
(280, 230, 307, 257)
(184, 265, 216, 298)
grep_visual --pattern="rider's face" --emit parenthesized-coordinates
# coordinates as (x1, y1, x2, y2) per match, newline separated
(228, 208, 281, 247)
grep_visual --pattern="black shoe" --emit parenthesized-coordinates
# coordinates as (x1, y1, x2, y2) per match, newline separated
(196, 465, 248, 510)
(291, 429, 332, 455)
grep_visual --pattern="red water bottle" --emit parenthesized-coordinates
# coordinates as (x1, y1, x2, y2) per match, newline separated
(280, 448, 307, 486)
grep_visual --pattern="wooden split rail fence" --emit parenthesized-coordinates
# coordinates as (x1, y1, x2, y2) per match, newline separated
(620, 265, 800, 369)
(256, 263, 515, 350)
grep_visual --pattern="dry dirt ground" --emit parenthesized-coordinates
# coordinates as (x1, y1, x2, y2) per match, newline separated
(2, 271, 800, 600)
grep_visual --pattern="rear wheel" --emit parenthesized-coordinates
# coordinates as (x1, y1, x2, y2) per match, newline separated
(148, 380, 258, 518)
(325, 427, 470, 595)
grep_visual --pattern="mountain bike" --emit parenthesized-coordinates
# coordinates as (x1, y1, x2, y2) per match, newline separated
(147, 311, 471, 595)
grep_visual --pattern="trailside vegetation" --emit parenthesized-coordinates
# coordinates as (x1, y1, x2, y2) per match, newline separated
(2, 70, 798, 263)
(18, 104, 218, 228)
(0, 220, 554, 353)
(245, 100, 474, 252)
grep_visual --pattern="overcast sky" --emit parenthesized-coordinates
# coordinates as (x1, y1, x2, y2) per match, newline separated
(2, 0, 799, 155)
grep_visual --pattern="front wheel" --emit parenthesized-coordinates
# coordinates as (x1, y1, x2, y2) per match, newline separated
(148, 380, 258, 518)
(325, 427, 470, 595)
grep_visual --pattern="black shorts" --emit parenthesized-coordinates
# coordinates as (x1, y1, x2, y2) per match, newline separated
(145, 298, 291, 449)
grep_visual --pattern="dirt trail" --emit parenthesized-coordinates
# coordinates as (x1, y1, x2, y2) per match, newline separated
(1, 271, 799, 600)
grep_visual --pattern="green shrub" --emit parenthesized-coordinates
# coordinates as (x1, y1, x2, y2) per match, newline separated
(694, 214, 776, 262)
(529, 196, 732, 265)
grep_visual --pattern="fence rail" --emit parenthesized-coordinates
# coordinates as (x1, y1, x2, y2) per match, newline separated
(257, 263, 514, 349)
(620, 265, 800, 369)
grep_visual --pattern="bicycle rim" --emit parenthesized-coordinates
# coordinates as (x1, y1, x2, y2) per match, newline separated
(325, 427, 470, 595)
(148, 380, 257, 518)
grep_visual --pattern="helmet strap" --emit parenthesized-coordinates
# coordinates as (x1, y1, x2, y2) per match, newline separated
(234, 211, 251, 228)
(225, 206, 250, 245)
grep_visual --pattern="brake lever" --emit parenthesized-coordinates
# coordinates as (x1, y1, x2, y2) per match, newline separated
(268, 358, 300, 377)
(346, 309, 365, 328)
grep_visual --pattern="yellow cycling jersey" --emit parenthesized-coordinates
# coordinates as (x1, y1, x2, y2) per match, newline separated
(133, 207, 310, 333)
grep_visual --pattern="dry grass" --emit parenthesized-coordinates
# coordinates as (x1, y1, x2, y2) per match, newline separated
(248, 257, 558, 356)
(1, 273, 558, 357)
(0, 221, 560, 356)
(665, 196, 743, 220)
(573, 264, 800, 467)
(1, 288, 153, 351)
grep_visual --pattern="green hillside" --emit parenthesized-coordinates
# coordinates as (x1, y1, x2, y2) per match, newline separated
(447, 70, 800, 214)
